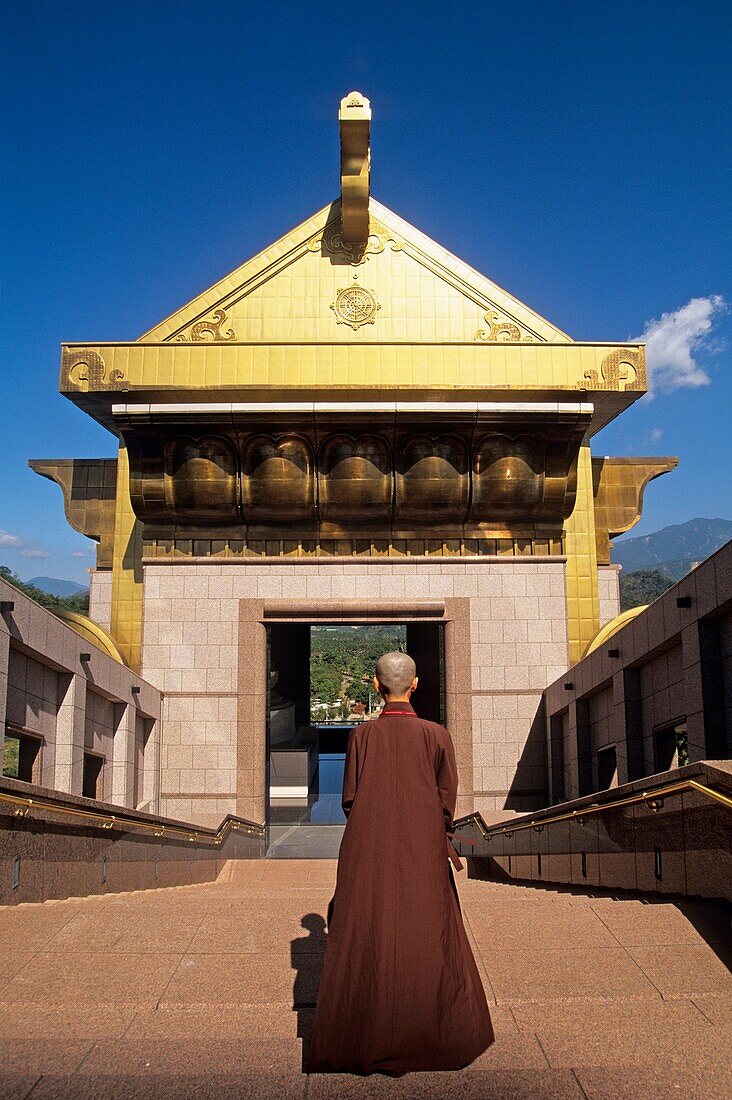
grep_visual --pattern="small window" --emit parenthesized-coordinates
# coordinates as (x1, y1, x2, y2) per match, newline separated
(597, 746, 618, 791)
(82, 753, 105, 800)
(3, 731, 42, 783)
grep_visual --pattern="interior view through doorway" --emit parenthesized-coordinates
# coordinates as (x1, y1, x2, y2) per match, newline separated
(265, 621, 445, 847)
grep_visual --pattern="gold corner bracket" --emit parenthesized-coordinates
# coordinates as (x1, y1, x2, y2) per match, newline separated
(339, 90, 371, 244)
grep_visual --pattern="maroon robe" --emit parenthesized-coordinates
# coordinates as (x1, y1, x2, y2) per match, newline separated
(306, 700, 495, 1076)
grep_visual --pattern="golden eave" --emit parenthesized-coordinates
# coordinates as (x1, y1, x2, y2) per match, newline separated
(59, 340, 647, 435)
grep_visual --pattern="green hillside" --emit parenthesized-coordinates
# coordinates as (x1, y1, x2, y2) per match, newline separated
(0, 566, 89, 614)
(311, 625, 406, 711)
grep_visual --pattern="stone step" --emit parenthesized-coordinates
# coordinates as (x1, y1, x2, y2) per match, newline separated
(0, 860, 729, 1098)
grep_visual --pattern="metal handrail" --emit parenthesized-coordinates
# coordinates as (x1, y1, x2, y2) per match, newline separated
(0, 790, 265, 845)
(4, 774, 727, 850)
(453, 777, 732, 842)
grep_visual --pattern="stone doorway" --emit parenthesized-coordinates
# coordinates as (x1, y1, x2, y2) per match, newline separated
(236, 595, 473, 853)
(264, 620, 445, 857)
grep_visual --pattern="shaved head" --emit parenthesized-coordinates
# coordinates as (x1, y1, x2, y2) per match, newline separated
(375, 651, 417, 697)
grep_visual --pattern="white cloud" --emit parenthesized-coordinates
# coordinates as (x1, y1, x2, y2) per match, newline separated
(0, 530, 23, 547)
(636, 295, 726, 396)
(71, 550, 86, 558)
(650, 427, 663, 443)
(0, 528, 53, 559)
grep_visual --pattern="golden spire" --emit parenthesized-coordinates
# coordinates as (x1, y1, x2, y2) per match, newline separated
(339, 90, 371, 243)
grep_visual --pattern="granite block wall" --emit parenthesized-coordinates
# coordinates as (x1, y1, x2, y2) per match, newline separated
(640, 643, 685, 770)
(543, 539, 732, 802)
(84, 690, 123, 801)
(141, 557, 571, 828)
(6, 649, 59, 745)
(597, 564, 621, 627)
(88, 569, 113, 631)
(0, 577, 161, 813)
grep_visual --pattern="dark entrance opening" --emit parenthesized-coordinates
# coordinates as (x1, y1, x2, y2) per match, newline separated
(82, 751, 104, 800)
(596, 745, 618, 791)
(653, 719, 688, 772)
(265, 621, 445, 832)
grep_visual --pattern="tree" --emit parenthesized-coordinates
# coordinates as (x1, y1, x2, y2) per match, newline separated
(309, 625, 406, 710)
(0, 566, 90, 614)
(619, 569, 674, 612)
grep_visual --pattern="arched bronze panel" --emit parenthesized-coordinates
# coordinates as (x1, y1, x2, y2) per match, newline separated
(164, 436, 239, 523)
(395, 435, 469, 525)
(319, 434, 392, 525)
(123, 431, 168, 524)
(471, 434, 545, 521)
(241, 435, 315, 525)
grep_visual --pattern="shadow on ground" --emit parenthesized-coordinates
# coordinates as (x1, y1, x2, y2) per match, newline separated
(291, 912, 327, 1069)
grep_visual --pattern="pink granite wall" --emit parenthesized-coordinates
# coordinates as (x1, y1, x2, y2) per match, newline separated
(141, 557, 570, 829)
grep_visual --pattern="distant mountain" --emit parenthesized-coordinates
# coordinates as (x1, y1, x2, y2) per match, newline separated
(28, 576, 87, 598)
(613, 518, 732, 580)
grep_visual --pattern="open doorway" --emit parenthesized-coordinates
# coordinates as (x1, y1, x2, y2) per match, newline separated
(265, 621, 445, 828)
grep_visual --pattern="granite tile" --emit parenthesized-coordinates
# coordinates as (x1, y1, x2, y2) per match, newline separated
(587, 897, 730, 948)
(574, 1066, 715, 1100)
(467, 902, 618, 950)
(0, 1073, 40, 1099)
(159, 950, 321, 1005)
(0, 1002, 137, 1040)
(626, 944, 732, 997)
(1, 952, 181, 1005)
(0, 1040, 93, 1076)
(29, 1072, 306, 1099)
(307, 1068, 584, 1098)
(483, 946, 660, 1003)
(510, 997, 724, 1070)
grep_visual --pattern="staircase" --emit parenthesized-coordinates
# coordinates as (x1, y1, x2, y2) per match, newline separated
(1, 860, 730, 1098)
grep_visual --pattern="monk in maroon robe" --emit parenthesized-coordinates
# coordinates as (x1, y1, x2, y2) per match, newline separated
(306, 651, 495, 1076)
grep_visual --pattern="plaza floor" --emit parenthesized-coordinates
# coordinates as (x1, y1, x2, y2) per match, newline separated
(0, 859, 730, 1098)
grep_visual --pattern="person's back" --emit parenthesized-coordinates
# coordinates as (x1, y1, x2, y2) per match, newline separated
(306, 652, 495, 1077)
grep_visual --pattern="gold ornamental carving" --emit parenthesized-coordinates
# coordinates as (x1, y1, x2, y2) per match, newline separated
(176, 308, 236, 343)
(331, 284, 380, 330)
(309, 216, 403, 266)
(475, 311, 532, 343)
(582, 348, 647, 391)
(61, 348, 127, 391)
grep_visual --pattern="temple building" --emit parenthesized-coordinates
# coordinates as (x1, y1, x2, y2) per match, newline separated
(28, 92, 678, 831)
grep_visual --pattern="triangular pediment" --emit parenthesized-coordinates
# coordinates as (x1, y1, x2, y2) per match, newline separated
(139, 199, 570, 345)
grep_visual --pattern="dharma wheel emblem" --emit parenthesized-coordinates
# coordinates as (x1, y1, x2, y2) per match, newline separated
(331, 283, 380, 330)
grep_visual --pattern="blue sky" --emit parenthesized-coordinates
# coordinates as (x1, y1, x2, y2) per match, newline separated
(1, 1, 730, 583)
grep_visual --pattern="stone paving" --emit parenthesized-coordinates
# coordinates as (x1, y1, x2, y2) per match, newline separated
(0, 860, 730, 1099)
